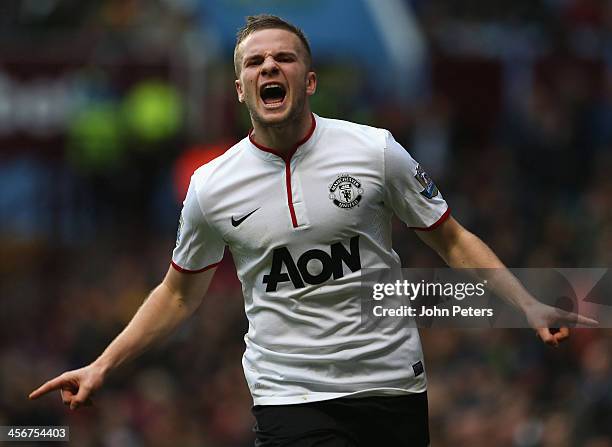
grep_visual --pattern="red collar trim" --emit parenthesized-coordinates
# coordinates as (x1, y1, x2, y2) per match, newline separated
(248, 113, 316, 161)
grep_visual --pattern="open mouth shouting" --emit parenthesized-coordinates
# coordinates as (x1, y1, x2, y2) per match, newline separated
(259, 82, 287, 109)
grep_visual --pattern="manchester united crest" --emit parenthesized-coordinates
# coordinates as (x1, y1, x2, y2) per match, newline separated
(329, 174, 364, 209)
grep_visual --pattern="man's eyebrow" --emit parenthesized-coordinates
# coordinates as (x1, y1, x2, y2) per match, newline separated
(242, 50, 298, 64)
(243, 54, 263, 64)
(274, 51, 297, 58)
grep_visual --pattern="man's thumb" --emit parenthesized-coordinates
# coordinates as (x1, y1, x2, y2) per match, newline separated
(69, 385, 91, 410)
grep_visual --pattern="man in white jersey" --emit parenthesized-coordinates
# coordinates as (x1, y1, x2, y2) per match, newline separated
(30, 15, 597, 447)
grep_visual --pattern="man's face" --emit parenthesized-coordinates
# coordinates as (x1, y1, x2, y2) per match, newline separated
(235, 28, 316, 128)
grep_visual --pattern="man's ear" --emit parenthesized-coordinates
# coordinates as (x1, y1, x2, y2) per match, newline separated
(306, 71, 317, 96)
(235, 79, 244, 103)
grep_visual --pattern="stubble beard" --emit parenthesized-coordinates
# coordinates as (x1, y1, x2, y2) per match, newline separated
(247, 90, 306, 130)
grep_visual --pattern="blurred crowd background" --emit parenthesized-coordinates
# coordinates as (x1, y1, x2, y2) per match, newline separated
(1, 0, 612, 446)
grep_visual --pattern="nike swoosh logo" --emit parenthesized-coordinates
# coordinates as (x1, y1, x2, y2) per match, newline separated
(231, 208, 260, 227)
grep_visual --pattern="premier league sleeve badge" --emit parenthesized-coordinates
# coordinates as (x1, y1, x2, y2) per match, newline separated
(415, 164, 439, 199)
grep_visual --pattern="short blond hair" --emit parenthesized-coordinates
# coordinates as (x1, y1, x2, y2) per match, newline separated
(234, 14, 312, 76)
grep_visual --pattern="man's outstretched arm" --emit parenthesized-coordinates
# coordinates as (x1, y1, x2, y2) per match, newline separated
(416, 216, 597, 345)
(29, 265, 216, 410)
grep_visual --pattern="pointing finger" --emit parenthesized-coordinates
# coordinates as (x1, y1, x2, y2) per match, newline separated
(29, 376, 66, 400)
(559, 311, 599, 327)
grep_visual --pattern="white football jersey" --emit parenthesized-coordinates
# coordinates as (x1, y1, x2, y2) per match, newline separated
(172, 114, 449, 405)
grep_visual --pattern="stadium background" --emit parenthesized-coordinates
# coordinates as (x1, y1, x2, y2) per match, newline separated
(1, 0, 611, 445)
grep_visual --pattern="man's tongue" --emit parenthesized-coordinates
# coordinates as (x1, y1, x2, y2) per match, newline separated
(264, 96, 283, 105)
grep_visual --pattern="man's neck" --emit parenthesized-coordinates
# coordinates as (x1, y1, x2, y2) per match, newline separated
(250, 111, 314, 157)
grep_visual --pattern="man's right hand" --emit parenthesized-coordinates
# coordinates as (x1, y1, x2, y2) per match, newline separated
(28, 364, 106, 411)
(28, 265, 216, 411)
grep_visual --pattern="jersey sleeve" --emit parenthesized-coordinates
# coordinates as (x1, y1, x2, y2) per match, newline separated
(171, 176, 225, 273)
(383, 131, 450, 230)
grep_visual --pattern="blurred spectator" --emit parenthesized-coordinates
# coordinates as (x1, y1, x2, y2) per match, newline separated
(2, 1, 611, 445)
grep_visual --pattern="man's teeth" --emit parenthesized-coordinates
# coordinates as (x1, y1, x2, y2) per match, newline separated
(261, 83, 285, 105)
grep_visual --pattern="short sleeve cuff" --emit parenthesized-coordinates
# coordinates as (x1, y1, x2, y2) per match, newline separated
(409, 207, 451, 231)
(171, 260, 221, 274)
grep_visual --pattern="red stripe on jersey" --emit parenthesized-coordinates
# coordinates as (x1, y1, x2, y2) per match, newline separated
(248, 114, 316, 228)
(285, 161, 298, 227)
(410, 207, 451, 231)
(171, 261, 220, 274)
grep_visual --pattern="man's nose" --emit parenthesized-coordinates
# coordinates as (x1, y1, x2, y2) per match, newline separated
(261, 57, 279, 76)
